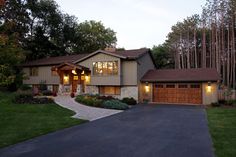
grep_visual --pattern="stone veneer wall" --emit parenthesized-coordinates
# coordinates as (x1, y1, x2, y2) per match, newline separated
(85, 85, 99, 95)
(121, 86, 138, 101)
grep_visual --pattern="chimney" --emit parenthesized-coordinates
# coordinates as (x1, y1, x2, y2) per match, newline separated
(105, 47, 116, 52)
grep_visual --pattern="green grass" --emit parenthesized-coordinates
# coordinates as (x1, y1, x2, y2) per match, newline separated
(207, 108, 236, 157)
(0, 92, 86, 148)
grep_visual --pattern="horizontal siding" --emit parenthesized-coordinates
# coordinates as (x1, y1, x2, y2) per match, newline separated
(78, 53, 121, 85)
(23, 66, 60, 85)
(121, 60, 137, 85)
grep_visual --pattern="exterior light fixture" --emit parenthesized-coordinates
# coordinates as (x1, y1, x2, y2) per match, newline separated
(207, 82, 212, 93)
(72, 69, 77, 75)
(85, 75, 90, 84)
(81, 70, 85, 74)
(63, 74, 69, 84)
(145, 82, 150, 93)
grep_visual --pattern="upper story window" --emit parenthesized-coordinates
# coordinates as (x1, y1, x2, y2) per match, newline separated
(93, 61, 118, 76)
(29, 67, 38, 76)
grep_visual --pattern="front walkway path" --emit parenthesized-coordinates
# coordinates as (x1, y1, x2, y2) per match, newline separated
(54, 95, 122, 121)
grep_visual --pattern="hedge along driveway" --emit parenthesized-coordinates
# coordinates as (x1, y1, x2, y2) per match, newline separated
(54, 95, 122, 121)
(0, 92, 85, 148)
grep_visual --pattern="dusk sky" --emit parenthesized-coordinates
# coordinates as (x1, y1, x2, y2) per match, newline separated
(56, 0, 206, 49)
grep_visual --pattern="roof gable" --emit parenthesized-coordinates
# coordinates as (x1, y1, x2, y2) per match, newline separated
(74, 48, 151, 64)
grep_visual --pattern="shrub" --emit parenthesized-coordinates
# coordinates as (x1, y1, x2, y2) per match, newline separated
(41, 90, 53, 96)
(75, 95, 103, 107)
(52, 92, 57, 97)
(14, 91, 33, 104)
(14, 91, 54, 104)
(19, 84, 32, 91)
(70, 92, 75, 98)
(39, 81, 47, 91)
(218, 99, 226, 105)
(226, 99, 236, 106)
(97, 95, 115, 101)
(211, 102, 221, 107)
(102, 100, 129, 110)
(121, 97, 137, 105)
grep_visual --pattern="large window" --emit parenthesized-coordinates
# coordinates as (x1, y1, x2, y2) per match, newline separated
(99, 86, 121, 95)
(29, 67, 38, 76)
(93, 61, 118, 76)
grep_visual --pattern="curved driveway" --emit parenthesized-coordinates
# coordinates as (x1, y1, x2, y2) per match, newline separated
(0, 105, 215, 157)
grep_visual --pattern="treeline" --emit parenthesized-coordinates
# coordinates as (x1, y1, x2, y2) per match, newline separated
(158, 0, 236, 89)
(0, 0, 116, 88)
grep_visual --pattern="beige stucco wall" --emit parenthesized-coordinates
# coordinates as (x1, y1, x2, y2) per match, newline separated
(78, 53, 121, 85)
(137, 53, 156, 81)
(23, 66, 60, 85)
(202, 82, 218, 105)
(121, 61, 137, 85)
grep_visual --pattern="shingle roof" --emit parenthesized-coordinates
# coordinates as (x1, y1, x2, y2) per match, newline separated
(22, 48, 153, 67)
(141, 68, 221, 82)
(74, 48, 151, 63)
(21, 53, 89, 67)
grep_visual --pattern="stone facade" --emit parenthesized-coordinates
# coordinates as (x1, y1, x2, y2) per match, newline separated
(85, 85, 99, 95)
(121, 86, 139, 101)
(58, 84, 72, 94)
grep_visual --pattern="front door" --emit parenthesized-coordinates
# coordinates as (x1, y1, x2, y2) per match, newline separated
(72, 75, 79, 93)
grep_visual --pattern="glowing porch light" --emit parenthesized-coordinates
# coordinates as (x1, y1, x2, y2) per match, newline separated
(81, 70, 85, 74)
(85, 75, 90, 84)
(72, 69, 77, 75)
(63, 75, 69, 84)
(207, 82, 212, 93)
(145, 82, 150, 93)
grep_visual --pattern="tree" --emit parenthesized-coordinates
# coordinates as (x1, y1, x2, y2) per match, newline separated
(0, 24, 25, 87)
(152, 44, 174, 69)
(73, 20, 117, 53)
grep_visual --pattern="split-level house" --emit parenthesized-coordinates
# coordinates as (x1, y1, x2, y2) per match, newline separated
(22, 48, 221, 105)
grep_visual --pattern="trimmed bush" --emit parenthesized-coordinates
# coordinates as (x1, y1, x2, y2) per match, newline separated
(41, 90, 53, 96)
(102, 100, 129, 110)
(14, 91, 54, 104)
(211, 102, 221, 107)
(14, 91, 33, 104)
(75, 95, 103, 107)
(226, 99, 236, 106)
(19, 84, 32, 91)
(97, 95, 115, 101)
(121, 97, 137, 105)
(218, 99, 226, 105)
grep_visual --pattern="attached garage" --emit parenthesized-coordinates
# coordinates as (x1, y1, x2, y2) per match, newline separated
(140, 68, 221, 105)
(153, 83, 202, 104)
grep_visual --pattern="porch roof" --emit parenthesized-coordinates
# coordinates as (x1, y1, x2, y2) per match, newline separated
(52, 62, 89, 71)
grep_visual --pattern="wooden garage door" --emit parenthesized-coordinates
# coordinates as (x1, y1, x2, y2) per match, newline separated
(153, 83, 202, 104)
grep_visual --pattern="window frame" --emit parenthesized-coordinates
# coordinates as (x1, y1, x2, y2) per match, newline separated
(92, 61, 118, 76)
(29, 67, 39, 76)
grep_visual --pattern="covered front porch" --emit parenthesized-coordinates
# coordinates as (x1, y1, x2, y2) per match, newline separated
(52, 62, 90, 94)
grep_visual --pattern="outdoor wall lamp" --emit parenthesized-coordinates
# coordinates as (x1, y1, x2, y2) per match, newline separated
(207, 82, 212, 93)
(145, 82, 150, 93)
(72, 69, 77, 75)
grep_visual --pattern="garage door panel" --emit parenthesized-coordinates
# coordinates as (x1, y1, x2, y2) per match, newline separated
(153, 83, 202, 104)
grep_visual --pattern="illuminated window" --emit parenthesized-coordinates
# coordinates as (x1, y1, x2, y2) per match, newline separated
(93, 61, 118, 76)
(63, 74, 70, 85)
(99, 86, 121, 95)
(30, 67, 38, 76)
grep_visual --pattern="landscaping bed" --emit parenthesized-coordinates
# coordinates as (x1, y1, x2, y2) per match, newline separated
(75, 95, 137, 110)
(0, 92, 86, 148)
(207, 108, 236, 157)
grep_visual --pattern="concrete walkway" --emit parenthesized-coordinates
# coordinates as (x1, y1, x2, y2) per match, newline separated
(54, 95, 122, 121)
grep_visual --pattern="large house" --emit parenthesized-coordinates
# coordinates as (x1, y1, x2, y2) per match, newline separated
(22, 48, 221, 105)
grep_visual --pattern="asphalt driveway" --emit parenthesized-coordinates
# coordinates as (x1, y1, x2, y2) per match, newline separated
(0, 104, 215, 157)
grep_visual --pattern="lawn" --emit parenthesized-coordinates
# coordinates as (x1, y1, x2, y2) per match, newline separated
(0, 92, 86, 148)
(207, 108, 236, 157)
